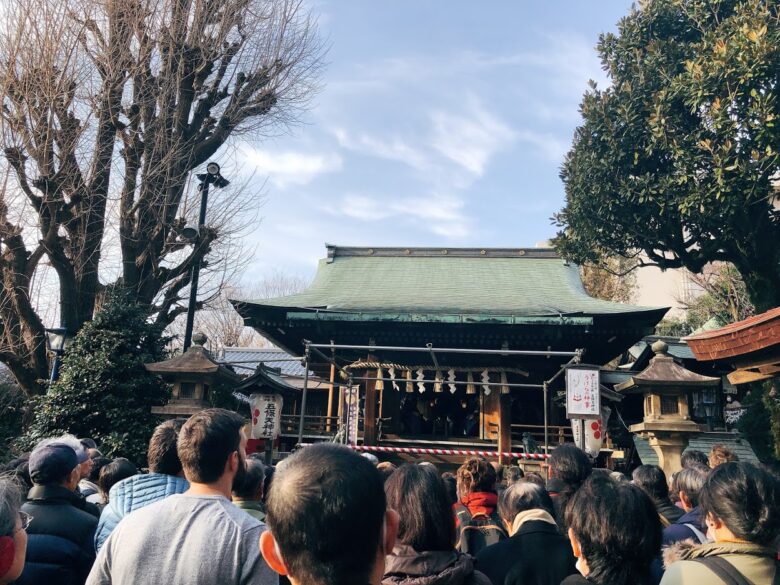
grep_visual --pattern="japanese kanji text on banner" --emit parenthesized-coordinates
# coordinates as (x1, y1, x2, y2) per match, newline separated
(566, 366, 601, 419)
(250, 394, 283, 439)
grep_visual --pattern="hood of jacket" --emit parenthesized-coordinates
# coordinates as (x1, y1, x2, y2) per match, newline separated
(663, 539, 777, 569)
(458, 492, 498, 518)
(383, 545, 479, 585)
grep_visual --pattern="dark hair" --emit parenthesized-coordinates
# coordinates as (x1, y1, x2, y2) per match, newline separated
(498, 481, 554, 524)
(266, 444, 386, 585)
(376, 461, 396, 483)
(79, 438, 98, 450)
(549, 444, 592, 488)
(98, 458, 137, 502)
(441, 473, 458, 506)
(456, 457, 496, 498)
(504, 466, 525, 486)
(523, 472, 546, 487)
(88, 457, 112, 483)
(708, 444, 738, 468)
(699, 462, 780, 546)
(631, 465, 669, 501)
(385, 464, 455, 552)
(672, 465, 709, 508)
(233, 459, 266, 500)
(566, 475, 661, 585)
(177, 409, 245, 483)
(2, 457, 32, 493)
(148, 419, 185, 475)
(680, 449, 709, 469)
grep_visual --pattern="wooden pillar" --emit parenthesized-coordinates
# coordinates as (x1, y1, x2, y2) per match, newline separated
(363, 360, 378, 445)
(498, 393, 512, 465)
(326, 363, 336, 432)
(480, 391, 500, 442)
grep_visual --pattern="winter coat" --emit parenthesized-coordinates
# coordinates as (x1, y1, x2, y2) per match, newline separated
(79, 479, 100, 499)
(475, 519, 576, 585)
(383, 544, 492, 585)
(94, 472, 189, 551)
(662, 507, 707, 546)
(660, 540, 778, 585)
(233, 500, 266, 522)
(17, 484, 99, 585)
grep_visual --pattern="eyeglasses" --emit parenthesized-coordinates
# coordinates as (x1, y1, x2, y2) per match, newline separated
(18, 511, 33, 532)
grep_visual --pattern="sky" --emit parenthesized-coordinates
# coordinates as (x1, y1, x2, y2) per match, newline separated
(235, 1, 636, 283)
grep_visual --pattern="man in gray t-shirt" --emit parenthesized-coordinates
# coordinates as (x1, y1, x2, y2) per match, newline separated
(87, 409, 277, 585)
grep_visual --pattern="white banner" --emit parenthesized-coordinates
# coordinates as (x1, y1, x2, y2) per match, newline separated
(345, 385, 360, 445)
(566, 367, 600, 418)
(250, 393, 283, 439)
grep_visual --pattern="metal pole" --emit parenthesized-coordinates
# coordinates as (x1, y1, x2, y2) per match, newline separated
(296, 344, 311, 445)
(183, 179, 211, 351)
(543, 382, 549, 461)
(308, 342, 579, 357)
(50, 352, 62, 384)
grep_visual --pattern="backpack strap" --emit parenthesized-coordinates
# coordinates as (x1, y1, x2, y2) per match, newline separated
(692, 557, 751, 585)
(682, 523, 708, 544)
(453, 504, 472, 527)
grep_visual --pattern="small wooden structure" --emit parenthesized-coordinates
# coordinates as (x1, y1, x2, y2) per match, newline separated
(147, 333, 241, 417)
(685, 307, 780, 385)
(616, 340, 718, 474)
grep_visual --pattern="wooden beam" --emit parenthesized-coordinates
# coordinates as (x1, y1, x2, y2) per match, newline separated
(326, 363, 336, 432)
(498, 393, 512, 465)
(363, 356, 378, 445)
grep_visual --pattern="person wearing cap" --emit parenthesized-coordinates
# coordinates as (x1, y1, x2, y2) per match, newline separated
(16, 443, 98, 585)
(34, 435, 100, 517)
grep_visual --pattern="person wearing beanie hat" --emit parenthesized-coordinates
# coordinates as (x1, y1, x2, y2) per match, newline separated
(16, 443, 98, 585)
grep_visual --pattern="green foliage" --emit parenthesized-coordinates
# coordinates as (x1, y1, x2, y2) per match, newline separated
(0, 376, 26, 464)
(554, 0, 780, 311)
(21, 290, 170, 466)
(737, 382, 777, 462)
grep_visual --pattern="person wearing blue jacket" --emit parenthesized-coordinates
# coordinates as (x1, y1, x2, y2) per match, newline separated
(662, 465, 710, 546)
(95, 420, 188, 551)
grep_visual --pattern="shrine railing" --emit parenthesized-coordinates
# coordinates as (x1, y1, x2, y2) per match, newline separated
(280, 414, 342, 438)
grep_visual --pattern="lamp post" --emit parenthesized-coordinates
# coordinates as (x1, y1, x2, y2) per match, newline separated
(45, 326, 71, 384)
(182, 162, 230, 351)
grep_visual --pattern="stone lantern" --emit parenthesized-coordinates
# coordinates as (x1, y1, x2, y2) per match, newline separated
(147, 333, 241, 418)
(615, 340, 719, 475)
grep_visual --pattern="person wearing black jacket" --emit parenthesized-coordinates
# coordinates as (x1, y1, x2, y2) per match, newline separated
(16, 443, 98, 585)
(631, 465, 683, 526)
(475, 482, 576, 585)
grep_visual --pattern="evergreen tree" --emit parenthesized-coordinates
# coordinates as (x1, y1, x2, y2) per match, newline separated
(23, 291, 170, 465)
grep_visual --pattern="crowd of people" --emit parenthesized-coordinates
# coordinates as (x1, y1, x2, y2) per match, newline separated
(1, 408, 778, 585)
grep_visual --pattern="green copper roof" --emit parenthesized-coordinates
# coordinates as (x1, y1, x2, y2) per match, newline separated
(243, 246, 666, 318)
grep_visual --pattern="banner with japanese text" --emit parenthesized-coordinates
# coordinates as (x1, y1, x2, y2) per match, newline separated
(250, 393, 283, 439)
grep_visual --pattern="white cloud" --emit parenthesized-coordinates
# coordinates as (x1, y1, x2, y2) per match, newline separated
(516, 130, 571, 163)
(430, 103, 516, 176)
(242, 148, 342, 188)
(332, 128, 430, 171)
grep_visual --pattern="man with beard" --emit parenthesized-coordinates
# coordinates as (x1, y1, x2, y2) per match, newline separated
(87, 409, 276, 585)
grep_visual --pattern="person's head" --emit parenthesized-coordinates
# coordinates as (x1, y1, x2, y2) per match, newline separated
(98, 458, 137, 503)
(87, 457, 112, 483)
(498, 481, 554, 533)
(566, 475, 661, 585)
(680, 449, 709, 469)
(522, 472, 546, 488)
(504, 466, 524, 486)
(262, 465, 275, 504)
(671, 464, 708, 512)
(1, 459, 31, 494)
(376, 461, 396, 483)
(148, 419, 185, 476)
(177, 409, 247, 490)
(548, 444, 592, 488)
(440, 473, 457, 506)
(708, 444, 738, 468)
(28, 443, 80, 490)
(260, 444, 397, 585)
(631, 465, 669, 501)
(79, 438, 98, 451)
(385, 464, 455, 552)
(456, 457, 497, 499)
(699, 462, 779, 546)
(232, 459, 265, 502)
(0, 477, 26, 584)
(35, 435, 91, 480)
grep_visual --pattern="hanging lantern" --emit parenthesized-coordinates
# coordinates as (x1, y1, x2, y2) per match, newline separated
(405, 370, 414, 393)
(500, 371, 510, 394)
(466, 371, 476, 395)
(375, 368, 384, 391)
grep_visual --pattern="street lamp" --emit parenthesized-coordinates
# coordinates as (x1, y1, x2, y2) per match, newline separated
(45, 326, 72, 383)
(182, 162, 230, 351)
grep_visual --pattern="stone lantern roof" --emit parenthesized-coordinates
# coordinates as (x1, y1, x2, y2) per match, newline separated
(615, 341, 719, 393)
(145, 333, 241, 383)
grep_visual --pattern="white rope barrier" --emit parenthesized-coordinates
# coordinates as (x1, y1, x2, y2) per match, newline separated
(332, 444, 549, 460)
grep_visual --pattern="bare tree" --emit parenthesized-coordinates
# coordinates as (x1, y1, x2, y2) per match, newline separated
(167, 267, 310, 351)
(0, 0, 323, 395)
